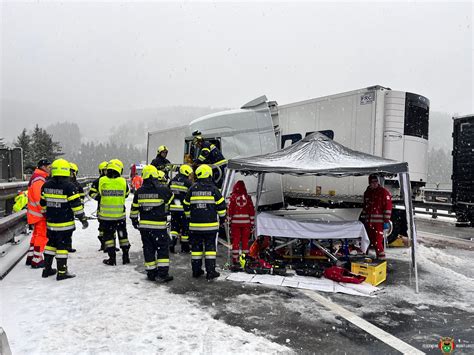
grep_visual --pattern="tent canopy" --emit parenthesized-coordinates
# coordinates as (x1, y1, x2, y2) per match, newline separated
(227, 132, 408, 176)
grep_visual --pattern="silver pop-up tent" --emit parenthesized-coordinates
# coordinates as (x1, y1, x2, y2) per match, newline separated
(223, 132, 419, 293)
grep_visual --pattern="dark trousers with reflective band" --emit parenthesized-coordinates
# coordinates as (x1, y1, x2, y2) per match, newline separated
(190, 231, 218, 273)
(101, 219, 130, 251)
(43, 230, 73, 274)
(170, 211, 189, 247)
(140, 229, 170, 277)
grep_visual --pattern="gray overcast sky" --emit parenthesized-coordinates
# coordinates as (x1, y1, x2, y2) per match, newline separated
(1, 1, 473, 117)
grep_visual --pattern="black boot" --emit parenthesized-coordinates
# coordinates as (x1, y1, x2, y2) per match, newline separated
(147, 270, 157, 281)
(156, 274, 174, 283)
(42, 254, 57, 278)
(57, 271, 76, 280)
(103, 249, 116, 266)
(56, 258, 76, 281)
(122, 248, 130, 265)
(206, 270, 220, 281)
(192, 269, 204, 278)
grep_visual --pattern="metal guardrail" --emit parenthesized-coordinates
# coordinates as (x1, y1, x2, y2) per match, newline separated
(0, 177, 95, 217)
(0, 178, 95, 246)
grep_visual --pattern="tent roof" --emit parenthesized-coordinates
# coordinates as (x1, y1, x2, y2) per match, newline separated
(227, 132, 408, 176)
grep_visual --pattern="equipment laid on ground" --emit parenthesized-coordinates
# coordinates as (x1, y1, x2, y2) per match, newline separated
(350, 258, 387, 286)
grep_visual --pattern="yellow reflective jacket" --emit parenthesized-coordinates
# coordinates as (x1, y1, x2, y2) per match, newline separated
(98, 176, 129, 220)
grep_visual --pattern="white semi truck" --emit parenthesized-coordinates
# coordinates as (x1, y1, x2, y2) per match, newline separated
(147, 85, 430, 238)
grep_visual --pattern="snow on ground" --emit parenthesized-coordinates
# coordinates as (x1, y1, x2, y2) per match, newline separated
(339, 242, 474, 318)
(0, 199, 291, 355)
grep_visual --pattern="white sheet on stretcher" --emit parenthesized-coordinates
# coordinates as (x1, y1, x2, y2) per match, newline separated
(256, 212, 370, 253)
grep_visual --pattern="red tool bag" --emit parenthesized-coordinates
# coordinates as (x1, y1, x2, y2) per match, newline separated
(323, 266, 366, 284)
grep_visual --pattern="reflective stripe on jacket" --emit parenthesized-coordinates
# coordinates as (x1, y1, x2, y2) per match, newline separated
(27, 168, 48, 224)
(183, 179, 226, 233)
(40, 176, 84, 231)
(169, 173, 193, 212)
(98, 176, 128, 220)
(130, 179, 174, 230)
(228, 181, 255, 227)
(361, 185, 392, 224)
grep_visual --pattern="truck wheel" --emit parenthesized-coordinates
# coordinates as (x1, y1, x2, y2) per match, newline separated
(388, 209, 407, 244)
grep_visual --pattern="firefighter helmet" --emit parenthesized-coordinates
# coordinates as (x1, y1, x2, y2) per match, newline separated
(156, 170, 167, 182)
(51, 159, 71, 177)
(107, 159, 124, 174)
(142, 165, 158, 180)
(157, 145, 168, 154)
(195, 164, 212, 179)
(69, 162, 79, 175)
(179, 164, 193, 177)
(98, 161, 108, 172)
(192, 135, 203, 145)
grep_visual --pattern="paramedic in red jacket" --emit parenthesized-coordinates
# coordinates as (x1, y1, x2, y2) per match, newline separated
(361, 174, 392, 260)
(228, 181, 255, 265)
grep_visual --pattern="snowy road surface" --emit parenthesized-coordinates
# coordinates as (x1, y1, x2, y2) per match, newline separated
(0, 201, 290, 354)
(1, 198, 473, 354)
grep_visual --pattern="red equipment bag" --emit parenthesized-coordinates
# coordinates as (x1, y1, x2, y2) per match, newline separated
(323, 266, 366, 284)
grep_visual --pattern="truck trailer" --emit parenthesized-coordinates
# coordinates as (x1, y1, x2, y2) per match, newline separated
(147, 85, 430, 240)
(452, 114, 474, 226)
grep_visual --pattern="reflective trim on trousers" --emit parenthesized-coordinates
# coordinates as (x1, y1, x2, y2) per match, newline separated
(55, 250, 68, 259)
(157, 259, 170, 267)
(47, 225, 75, 231)
(119, 239, 130, 247)
(139, 224, 167, 230)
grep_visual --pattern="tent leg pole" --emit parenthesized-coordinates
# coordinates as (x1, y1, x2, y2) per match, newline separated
(400, 172, 419, 293)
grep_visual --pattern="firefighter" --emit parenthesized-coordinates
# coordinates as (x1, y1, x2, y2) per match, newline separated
(183, 164, 226, 280)
(361, 174, 392, 260)
(192, 135, 227, 189)
(40, 158, 89, 280)
(98, 159, 131, 266)
(13, 190, 28, 213)
(151, 145, 173, 179)
(228, 180, 255, 267)
(88, 161, 108, 251)
(67, 162, 84, 253)
(130, 166, 174, 282)
(69, 162, 85, 204)
(26, 159, 51, 268)
(169, 164, 193, 253)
